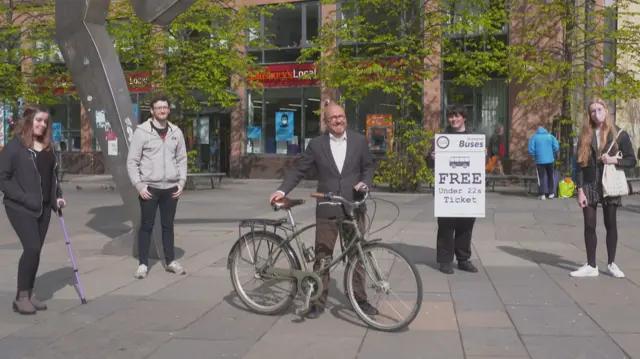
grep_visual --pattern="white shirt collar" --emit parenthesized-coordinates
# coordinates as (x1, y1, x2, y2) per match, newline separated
(329, 132, 347, 142)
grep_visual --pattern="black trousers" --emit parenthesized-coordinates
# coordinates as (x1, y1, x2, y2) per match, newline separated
(436, 217, 476, 263)
(138, 186, 178, 266)
(5, 204, 52, 292)
(583, 204, 618, 267)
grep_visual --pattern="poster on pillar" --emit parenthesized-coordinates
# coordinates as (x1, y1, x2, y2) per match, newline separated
(434, 134, 486, 218)
(106, 131, 118, 156)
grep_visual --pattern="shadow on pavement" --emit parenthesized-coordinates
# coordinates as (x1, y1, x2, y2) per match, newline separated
(86, 205, 131, 239)
(100, 230, 185, 264)
(34, 267, 78, 301)
(390, 243, 439, 271)
(620, 204, 640, 214)
(175, 218, 247, 225)
(498, 246, 581, 271)
(222, 276, 368, 328)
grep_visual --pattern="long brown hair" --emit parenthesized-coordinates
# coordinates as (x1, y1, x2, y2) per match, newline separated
(14, 105, 52, 151)
(577, 98, 617, 166)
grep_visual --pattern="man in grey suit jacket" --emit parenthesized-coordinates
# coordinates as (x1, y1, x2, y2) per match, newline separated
(269, 101, 378, 319)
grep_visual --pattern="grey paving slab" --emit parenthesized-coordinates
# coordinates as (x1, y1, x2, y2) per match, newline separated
(610, 334, 640, 358)
(581, 304, 640, 334)
(4, 180, 640, 358)
(0, 336, 44, 359)
(460, 327, 529, 357)
(358, 330, 464, 359)
(176, 300, 279, 341)
(493, 282, 575, 306)
(449, 281, 504, 311)
(24, 329, 173, 359)
(244, 332, 362, 359)
(522, 335, 629, 359)
(506, 305, 606, 337)
(149, 338, 253, 359)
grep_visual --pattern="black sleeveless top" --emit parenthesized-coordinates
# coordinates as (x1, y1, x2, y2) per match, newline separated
(34, 149, 55, 203)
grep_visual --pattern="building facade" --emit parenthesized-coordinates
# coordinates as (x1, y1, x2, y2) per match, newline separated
(4, 0, 626, 178)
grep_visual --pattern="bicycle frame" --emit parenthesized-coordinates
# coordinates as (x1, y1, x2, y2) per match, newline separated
(254, 207, 382, 301)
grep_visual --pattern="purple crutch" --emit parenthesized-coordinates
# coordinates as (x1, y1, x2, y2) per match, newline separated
(56, 209, 87, 304)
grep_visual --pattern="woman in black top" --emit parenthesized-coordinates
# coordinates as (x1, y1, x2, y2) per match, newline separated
(0, 106, 67, 315)
(572, 98, 636, 279)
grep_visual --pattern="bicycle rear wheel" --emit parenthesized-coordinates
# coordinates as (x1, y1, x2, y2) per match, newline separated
(344, 242, 422, 332)
(229, 231, 299, 315)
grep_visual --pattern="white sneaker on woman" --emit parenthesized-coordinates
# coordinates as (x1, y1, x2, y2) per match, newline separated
(570, 264, 599, 277)
(607, 263, 625, 278)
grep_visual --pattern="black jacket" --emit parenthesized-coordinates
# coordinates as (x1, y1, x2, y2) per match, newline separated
(575, 126, 636, 189)
(278, 130, 374, 218)
(0, 136, 63, 217)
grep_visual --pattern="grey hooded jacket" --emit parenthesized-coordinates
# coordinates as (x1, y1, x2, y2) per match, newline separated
(126, 119, 188, 192)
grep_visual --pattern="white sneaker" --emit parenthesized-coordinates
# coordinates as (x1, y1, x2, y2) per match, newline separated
(166, 261, 186, 275)
(135, 264, 148, 279)
(548, 194, 555, 199)
(539, 195, 546, 200)
(607, 263, 625, 278)
(570, 264, 599, 277)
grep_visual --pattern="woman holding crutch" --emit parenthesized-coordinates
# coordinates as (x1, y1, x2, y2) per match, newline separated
(0, 105, 67, 315)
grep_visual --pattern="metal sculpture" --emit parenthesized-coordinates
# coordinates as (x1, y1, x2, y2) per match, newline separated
(54, 0, 196, 259)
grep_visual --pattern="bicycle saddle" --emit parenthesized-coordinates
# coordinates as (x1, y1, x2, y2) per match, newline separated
(272, 197, 306, 210)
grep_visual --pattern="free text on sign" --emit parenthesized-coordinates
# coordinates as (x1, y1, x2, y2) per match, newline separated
(434, 134, 486, 218)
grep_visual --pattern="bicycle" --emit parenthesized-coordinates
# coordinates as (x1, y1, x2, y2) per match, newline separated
(226, 188, 423, 332)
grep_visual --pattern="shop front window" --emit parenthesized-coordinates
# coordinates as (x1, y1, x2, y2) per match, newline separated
(343, 91, 400, 134)
(264, 88, 302, 154)
(342, 91, 399, 155)
(246, 87, 321, 155)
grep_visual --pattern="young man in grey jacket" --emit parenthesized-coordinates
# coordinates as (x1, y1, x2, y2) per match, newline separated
(126, 93, 188, 279)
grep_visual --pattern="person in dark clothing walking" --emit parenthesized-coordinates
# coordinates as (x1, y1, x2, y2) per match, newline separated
(0, 105, 66, 315)
(428, 104, 480, 274)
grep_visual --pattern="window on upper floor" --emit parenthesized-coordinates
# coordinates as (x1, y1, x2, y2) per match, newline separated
(247, 2, 320, 64)
(443, 0, 508, 38)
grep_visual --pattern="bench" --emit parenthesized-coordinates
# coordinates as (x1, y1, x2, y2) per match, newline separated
(486, 174, 538, 193)
(185, 172, 225, 190)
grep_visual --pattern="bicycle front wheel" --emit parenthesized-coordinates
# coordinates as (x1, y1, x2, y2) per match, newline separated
(344, 242, 423, 332)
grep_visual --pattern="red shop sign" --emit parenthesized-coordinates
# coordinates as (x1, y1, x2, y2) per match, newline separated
(248, 63, 318, 88)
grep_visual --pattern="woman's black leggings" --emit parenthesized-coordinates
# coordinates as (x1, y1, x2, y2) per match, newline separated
(583, 204, 618, 267)
(5, 205, 52, 293)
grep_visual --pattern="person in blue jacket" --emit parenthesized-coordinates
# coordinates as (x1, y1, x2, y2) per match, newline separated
(528, 127, 560, 199)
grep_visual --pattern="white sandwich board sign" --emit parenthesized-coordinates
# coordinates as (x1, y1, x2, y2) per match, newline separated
(434, 133, 486, 218)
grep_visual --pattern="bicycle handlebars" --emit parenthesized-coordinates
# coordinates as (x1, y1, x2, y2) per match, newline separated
(311, 185, 370, 210)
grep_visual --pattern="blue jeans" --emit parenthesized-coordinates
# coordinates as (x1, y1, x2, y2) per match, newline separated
(536, 163, 555, 196)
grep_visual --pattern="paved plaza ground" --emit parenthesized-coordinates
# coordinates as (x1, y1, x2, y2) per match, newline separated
(1, 176, 640, 358)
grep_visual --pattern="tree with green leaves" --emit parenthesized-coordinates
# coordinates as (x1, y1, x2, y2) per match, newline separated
(106, 0, 271, 120)
(508, 0, 640, 173)
(302, 0, 509, 191)
(160, 1, 269, 115)
(0, 0, 61, 107)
